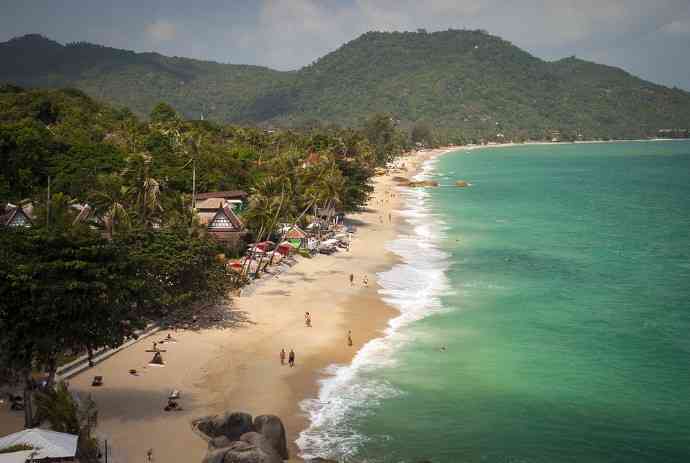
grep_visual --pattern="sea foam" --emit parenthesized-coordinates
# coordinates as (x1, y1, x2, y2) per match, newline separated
(296, 160, 450, 461)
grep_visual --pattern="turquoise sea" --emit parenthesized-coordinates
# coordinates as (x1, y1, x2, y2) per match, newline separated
(298, 141, 690, 463)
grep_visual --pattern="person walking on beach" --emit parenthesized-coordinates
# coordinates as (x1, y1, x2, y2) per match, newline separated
(305, 312, 311, 327)
(349, 273, 354, 286)
(362, 275, 368, 287)
(280, 348, 286, 365)
(288, 349, 295, 367)
(347, 330, 353, 347)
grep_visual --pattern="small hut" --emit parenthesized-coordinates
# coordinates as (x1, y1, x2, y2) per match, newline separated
(0, 203, 33, 228)
(285, 226, 308, 249)
(195, 198, 246, 243)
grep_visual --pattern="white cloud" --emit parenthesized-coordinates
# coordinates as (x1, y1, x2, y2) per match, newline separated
(145, 19, 177, 42)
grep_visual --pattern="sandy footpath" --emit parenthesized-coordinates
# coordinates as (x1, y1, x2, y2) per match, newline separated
(0, 148, 455, 463)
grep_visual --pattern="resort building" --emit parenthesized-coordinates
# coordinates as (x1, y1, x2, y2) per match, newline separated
(195, 190, 247, 212)
(194, 192, 247, 242)
(0, 203, 34, 228)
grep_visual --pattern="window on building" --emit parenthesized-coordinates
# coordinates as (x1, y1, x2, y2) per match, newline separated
(209, 212, 234, 229)
(9, 212, 30, 227)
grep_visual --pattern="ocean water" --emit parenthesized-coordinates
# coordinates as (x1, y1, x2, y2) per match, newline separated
(298, 141, 690, 463)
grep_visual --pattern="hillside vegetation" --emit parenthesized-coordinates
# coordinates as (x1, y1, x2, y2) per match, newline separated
(2, 30, 690, 140)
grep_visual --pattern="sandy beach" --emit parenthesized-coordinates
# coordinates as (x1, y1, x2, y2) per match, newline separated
(0, 147, 455, 463)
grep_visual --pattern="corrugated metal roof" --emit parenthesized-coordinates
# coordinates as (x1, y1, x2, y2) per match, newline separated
(0, 450, 33, 463)
(0, 429, 78, 460)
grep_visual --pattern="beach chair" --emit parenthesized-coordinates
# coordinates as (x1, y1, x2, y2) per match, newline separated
(168, 389, 180, 400)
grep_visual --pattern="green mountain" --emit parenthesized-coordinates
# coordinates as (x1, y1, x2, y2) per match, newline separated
(2, 30, 689, 140)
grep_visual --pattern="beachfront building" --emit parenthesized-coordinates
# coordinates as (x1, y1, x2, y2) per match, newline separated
(195, 190, 248, 213)
(285, 225, 308, 248)
(0, 429, 78, 462)
(315, 206, 344, 228)
(194, 193, 246, 243)
(0, 203, 34, 228)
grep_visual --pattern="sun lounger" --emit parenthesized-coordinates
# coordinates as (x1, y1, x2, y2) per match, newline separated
(168, 389, 180, 400)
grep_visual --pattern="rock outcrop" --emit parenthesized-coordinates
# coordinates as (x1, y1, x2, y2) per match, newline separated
(253, 415, 289, 460)
(197, 412, 254, 442)
(408, 180, 439, 188)
(196, 412, 289, 462)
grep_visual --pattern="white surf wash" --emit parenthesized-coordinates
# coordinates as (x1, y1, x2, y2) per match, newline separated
(297, 156, 451, 461)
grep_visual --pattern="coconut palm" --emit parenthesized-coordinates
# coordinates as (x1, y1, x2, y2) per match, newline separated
(122, 152, 163, 228)
(90, 174, 131, 240)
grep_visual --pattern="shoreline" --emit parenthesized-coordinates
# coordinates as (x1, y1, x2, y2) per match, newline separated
(0, 147, 457, 463)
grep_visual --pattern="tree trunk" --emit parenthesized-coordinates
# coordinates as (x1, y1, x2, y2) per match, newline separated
(23, 369, 33, 428)
(46, 356, 58, 390)
(255, 190, 285, 278)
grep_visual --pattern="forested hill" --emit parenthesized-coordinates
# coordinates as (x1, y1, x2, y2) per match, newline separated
(2, 30, 690, 140)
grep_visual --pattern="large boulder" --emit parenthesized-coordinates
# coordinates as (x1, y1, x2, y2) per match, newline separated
(202, 433, 282, 463)
(209, 436, 233, 450)
(253, 415, 288, 460)
(197, 412, 254, 441)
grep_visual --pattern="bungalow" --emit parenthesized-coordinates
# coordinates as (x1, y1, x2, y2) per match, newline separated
(0, 203, 34, 228)
(195, 190, 248, 212)
(195, 197, 246, 243)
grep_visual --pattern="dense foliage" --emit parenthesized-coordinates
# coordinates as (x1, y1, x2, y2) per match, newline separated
(2, 31, 690, 140)
(0, 87, 403, 211)
(0, 87, 408, 433)
(0, 87, 407, 413)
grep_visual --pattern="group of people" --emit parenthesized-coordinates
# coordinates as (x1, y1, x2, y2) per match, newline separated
(279, 331, 353, 368)
(280, 348, 296, 367)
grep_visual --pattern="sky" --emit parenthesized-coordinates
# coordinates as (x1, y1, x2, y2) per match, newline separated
(1, 0, 690, 90)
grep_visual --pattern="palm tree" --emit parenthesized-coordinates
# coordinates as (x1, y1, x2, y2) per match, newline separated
(90, 174, 131, 240)
(122, 153, 163, 228)
(34, 382, 80, 434)
(242, 177, 288, 278)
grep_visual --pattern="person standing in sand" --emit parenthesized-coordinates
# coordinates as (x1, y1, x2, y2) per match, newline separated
(305, 312, 311, 327)
(347, 330, 353, 347)
(288, 349, 295, 367)
(362, 275, 368, 287)
(349, 273, 354, 286)
(280, 348, 286, 365)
